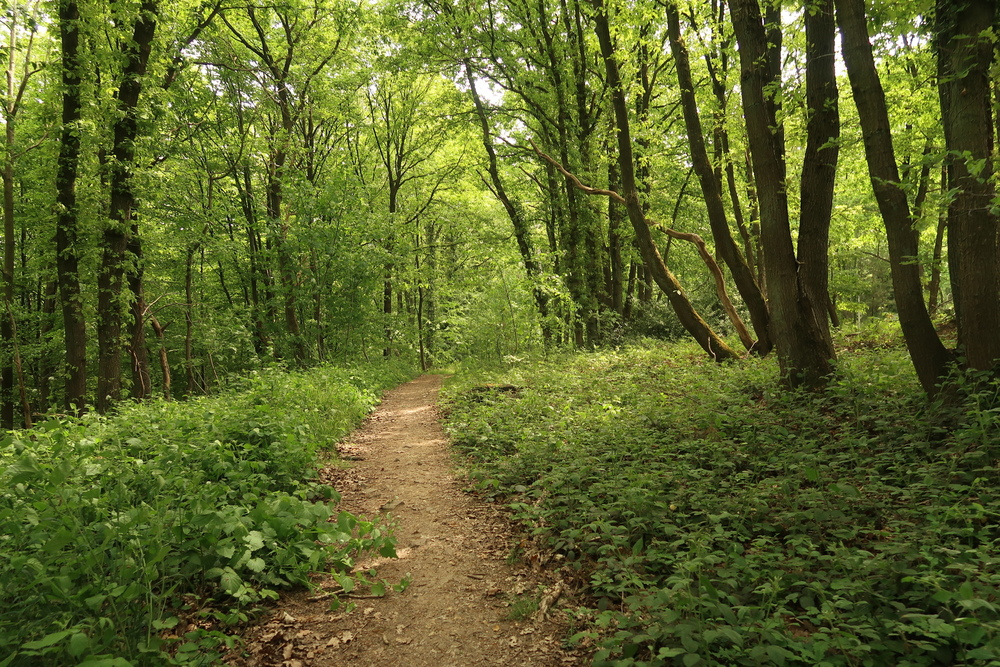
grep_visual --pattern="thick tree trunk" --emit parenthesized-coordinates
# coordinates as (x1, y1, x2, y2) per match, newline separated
(836, 0, 952, 393)
(731, 0, 836, 387)
(666, 1, 771, 355)
(592, 0, 737, 361)
(55, 0, 87, 415)
(937, 0, 1000, 371)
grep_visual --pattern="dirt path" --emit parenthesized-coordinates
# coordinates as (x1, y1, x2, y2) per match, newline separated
(228, 375, 584, 667)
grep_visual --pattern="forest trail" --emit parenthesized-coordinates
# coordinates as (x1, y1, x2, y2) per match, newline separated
(228, 374, 583, 667)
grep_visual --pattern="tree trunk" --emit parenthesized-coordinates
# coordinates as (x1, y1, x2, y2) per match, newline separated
(937, 0, 1000, 371)
(592, 0, 737, 361)
(464, 60, 552, 335)
(666, 1, 771, 355)
(731, 0, 836, 387)
(96, 0, 159, 413)
(128, 232, 151, 400)
(927, 166, 947, 316)
(835, 0, 952, 393)
(797, 0, 840, 349)
(55, 0, 87, 415)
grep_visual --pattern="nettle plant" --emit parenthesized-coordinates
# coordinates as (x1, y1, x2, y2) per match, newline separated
(443, 343, 1000, 667)
(0, 361, 412, 666)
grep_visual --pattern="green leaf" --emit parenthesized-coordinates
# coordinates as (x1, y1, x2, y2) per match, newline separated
(68, 632, 90, 657)
(683, 653, 702, 666)
(220, 568, 242, 593)
(957, 581, 975, 600)
(22, 630, 73, 650)
(245, 530, 265, 551)
(766, 645, 794, 666)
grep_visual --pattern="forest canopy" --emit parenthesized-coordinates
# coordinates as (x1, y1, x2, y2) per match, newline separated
(0, 0, 997, 425)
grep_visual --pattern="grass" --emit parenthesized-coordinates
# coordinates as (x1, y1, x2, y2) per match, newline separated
(441, 334, 1000, 666)
(0, 360, 415, 666)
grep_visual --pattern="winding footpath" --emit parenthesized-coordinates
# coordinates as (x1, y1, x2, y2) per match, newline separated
(228, 375, 583, 667)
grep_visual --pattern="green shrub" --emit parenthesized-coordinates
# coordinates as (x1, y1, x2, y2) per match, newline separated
(0, 359, 414, 666)
(443, 342, 1000, 666)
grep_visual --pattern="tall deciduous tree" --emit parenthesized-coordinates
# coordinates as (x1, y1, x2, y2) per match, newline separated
(54, 0, 87, 415)
(730, 0, 836, 387)
(936, 0, 1000, 372)
(664, 0, 771, 355)
(1, 0, 42, 427)
(835, 0, 952, 394)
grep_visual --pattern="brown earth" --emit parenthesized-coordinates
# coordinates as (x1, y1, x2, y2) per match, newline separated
(226, 374, 587, 667)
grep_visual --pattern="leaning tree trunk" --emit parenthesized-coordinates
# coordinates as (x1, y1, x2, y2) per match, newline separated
(836, 0, 952, 394)
(592, 0, 737, 361)
(665, 0, 771, 355)
(464, 60, 552, 339)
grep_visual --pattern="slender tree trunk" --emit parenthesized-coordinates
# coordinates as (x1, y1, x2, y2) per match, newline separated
(96, 0, 158, 413)
(927, 166, 947, 316)
(836, 0, 952, 393)
(2, 116, 14, 429)
(185, 245, 197, 394)
(128, 233, 150, 400)
(55, 0, 87, 415)
(937, 0, 1000, 371)
(607, 153, 625, 315)
(666, 1, 771, 355)
(149, 315, 170, 399)
(797, 0, 840, 348)
(731, 0, 836, 387)
(592, 0, 737, 361)
(464, 60, 552, 337)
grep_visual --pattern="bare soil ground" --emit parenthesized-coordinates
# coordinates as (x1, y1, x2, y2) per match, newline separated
(227, 374, 586, 667)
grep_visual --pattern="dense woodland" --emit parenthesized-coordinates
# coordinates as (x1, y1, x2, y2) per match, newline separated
(1, 1, 999, 664)
(0, 0, 996, 428)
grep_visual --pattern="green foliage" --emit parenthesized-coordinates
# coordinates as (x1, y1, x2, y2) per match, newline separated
(443, 341, 1000, 666)
(0, 360, 413, 665)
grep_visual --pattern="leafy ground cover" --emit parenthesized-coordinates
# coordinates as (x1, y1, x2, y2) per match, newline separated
(0, 361, 414, 666)
(442, 336, 1000, 666)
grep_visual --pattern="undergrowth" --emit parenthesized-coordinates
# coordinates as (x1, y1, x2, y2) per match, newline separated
(442, 338, 1000, 666)
(0, 360, 415, 666)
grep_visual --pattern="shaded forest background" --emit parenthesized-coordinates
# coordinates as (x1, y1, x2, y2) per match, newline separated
(1, 0, 997, 427)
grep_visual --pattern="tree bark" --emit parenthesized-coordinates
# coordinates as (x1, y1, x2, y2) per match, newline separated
(55, 0, 87, 415)
(797, 0, 840, 349)
(96, 0, 159, 413)
(937, 0, 1000, 371)
(731, 0, 836, 387)
(836, 0, 952, 393)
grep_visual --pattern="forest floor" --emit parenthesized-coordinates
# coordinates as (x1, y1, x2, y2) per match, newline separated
(226, 374, 585, 667)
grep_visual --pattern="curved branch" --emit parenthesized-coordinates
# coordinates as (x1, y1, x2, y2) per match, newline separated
(528, 138, 755, 352)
